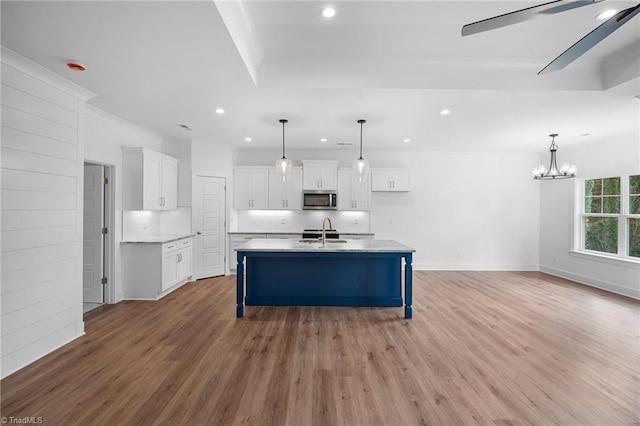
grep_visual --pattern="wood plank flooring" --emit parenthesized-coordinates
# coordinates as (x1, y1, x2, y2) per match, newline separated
(1, 271, 638, 425)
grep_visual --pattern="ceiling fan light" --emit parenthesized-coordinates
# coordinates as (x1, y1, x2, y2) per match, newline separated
(321, 8, 336, 18)
(596, 9, 617, 20)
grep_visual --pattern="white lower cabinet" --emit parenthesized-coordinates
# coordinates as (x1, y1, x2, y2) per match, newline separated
(122, 237, 193, 300)
(229, 234, 266, 273)
(161, 239, 193, 291)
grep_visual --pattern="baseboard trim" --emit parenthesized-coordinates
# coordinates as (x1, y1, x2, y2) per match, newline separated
(540, 265, 640, 300)
(414, 263, 539, 271)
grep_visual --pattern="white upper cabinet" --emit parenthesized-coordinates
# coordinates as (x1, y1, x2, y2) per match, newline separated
(269, 167, 303, 210)
(123, 148, 179, 210)
(234, 167, 269, 209)
(371, 168, 411, 192)
(302, 160, 338, 190)
(338, 169, 371, 211)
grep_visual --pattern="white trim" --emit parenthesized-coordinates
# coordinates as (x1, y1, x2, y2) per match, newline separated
(85, 105, 163, 141)
(1, 332, 85, 379)
(1, 47, 96, 101)
(413, 263, 539, 271)
(541, 265, 640, 300)
(569, 250, 640, 268)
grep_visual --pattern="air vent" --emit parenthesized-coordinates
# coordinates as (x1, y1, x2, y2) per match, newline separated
(336, 142, 353, 146)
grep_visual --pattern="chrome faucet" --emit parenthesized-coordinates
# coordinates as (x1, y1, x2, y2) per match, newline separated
(321, 217, 333, 246)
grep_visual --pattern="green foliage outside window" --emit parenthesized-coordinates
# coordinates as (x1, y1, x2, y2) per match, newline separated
(629, 176, 640, 258)
(630, 175, 640, 215)
(583, 177, 620, 255)
(629, 218, 640, 258)
(584, 177, 620, 214)
(584, 217, 618, 254)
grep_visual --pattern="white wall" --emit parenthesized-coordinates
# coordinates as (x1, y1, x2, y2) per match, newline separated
(1, 48, 94, 378)
(84, 106, 163, 303)
(539, 130, 640, 299)
(234, 147, 541, 271)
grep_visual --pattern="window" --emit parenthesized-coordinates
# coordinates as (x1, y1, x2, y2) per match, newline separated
(579, 175, 640, 261)
(629, 175, 640, 258)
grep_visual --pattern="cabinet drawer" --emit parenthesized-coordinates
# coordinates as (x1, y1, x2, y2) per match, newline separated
(162, 238, 192, 254)
(162, 242, 179, 253)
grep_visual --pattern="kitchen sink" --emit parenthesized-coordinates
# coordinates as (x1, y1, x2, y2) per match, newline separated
(299, 238, 348, 243)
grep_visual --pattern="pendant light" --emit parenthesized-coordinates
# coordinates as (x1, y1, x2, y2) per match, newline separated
(352, 119, 370, 182)
(275, 119, 292, 181)
(532, 133, 577, 180)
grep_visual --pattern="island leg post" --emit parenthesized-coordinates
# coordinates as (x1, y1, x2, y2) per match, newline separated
(236, 252, 245, 318)
(404, 253, 413, 319)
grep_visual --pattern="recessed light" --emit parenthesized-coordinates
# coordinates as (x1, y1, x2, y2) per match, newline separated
(322, 8, 336, 18)
(320, 138, 327, 142)
(245, 137, 252, 142)
(215, 108, 225, 114)
(403, 139, 411, 143)
(440, 109, 451, 115)
(596, 9, 617, 20)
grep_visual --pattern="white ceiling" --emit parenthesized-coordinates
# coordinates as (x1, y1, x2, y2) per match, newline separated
(1, 1, 639, 152)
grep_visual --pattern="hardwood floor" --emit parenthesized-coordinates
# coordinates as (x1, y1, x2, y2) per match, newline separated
(1, 271, 638, 425)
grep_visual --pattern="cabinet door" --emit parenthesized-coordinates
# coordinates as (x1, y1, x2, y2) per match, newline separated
(268, 169, 286, 209)
(249, 170, 269, 209)
(302, 163, 321, 190)
(390, 171, 410, 191)
(161, 252, 178, 291)
(353, 178, 371, 210)
(161, 158, 178, 209)
(143, 152, 163, 209)
(284, 169, 303, 210)
(371, 171, 390, 191)
(234, 169, 254, 209)
(319, 163, 337, 190)
(235, 169, 269, 210)
(176, 247, 192, 282)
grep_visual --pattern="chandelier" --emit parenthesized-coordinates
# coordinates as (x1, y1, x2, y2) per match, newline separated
(532, 133, 577, 180)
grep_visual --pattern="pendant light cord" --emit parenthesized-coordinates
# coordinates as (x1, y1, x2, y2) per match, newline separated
(358, 119, 366, 160)
(280, 119, 288, 159)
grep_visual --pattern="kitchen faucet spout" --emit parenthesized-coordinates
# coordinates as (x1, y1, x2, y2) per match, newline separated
(321, 217, 333, 246)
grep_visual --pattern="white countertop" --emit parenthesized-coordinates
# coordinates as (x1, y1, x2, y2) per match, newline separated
(121, 234, 194, 244)
(236, 238, 414, 253)
(228, 231, 375, 236)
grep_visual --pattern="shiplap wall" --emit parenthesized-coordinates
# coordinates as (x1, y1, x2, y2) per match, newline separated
(1, 48, 94, 378)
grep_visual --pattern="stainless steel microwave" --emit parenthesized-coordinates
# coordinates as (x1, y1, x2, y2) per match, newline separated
(302, 191, 337, 210)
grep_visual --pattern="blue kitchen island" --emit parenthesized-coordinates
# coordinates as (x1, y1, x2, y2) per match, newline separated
(236, 239, 415, 319)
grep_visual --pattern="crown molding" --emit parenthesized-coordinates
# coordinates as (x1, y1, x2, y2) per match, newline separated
(1, 46, 96, 101)
(86, 104, 163, 141)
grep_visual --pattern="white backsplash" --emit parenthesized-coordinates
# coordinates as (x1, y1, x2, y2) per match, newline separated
(233, 210, 371, 233)
(123, 208, 191, 240)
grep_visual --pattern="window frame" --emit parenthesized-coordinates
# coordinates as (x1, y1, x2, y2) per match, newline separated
(575, 175, 640, 264)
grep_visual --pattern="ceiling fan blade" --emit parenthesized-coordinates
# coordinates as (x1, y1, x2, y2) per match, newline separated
(539, 3, 640, 74)
(461, 0, 604, 36)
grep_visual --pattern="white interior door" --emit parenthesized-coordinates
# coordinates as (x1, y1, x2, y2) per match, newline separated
(83, 163, 104, 303)
(193, 176, 226, 279)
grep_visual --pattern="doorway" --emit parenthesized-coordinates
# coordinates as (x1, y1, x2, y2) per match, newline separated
(83, 162, 113, 312)
(192, 175, 226, 279)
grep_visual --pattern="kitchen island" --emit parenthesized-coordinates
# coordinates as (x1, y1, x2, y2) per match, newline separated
(236, 239, 415, 319)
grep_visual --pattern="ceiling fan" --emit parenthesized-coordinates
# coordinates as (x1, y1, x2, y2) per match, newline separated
(461, 0, 640, 74)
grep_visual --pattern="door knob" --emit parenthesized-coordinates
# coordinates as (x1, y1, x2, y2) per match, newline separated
(197, 231, 202, 235)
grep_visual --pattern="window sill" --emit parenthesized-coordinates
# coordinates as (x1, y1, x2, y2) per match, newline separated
(570, 250, 640, 269)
